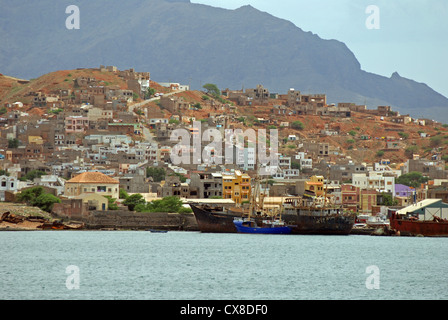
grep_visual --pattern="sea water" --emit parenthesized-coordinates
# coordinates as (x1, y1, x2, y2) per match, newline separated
(1, 231, 447, 300)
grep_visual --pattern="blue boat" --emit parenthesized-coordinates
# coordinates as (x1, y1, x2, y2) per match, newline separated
(233, 219, 292, 234)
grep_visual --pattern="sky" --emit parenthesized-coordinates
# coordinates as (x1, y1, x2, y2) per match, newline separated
(192, 0, 448, 99)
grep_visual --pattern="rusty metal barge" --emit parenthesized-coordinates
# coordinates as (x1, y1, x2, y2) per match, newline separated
(389, 199, 448, 237)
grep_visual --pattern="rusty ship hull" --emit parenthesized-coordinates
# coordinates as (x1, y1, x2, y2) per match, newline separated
(390, 213, 448, 237)
(190, 204, 242, 233)
(281, 197, 355, 235)
(191, 203, 355, 235)
(282, 212, 355, 235)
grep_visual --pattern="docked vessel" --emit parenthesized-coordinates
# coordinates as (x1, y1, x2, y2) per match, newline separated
(233, 218, 292, 234)
(389, 199, 448, 237)
(191, 170, 355, 235)
(281, 197, 355, 235)
(189, 204, 244, 233)
(191, 197, 355, 235)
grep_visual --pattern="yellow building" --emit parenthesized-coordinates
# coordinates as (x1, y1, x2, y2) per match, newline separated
(28, 136, 44, 145)
(222, 170, 251, 205)
(305, 175, 325, 197)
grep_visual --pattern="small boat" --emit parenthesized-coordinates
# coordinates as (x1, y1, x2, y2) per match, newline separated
(233, 218, 292, 234)
(366, 216, 389, 228)
(148, 229, 168, 233)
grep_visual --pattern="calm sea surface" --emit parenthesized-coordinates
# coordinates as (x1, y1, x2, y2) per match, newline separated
(1, 231, 447, 300)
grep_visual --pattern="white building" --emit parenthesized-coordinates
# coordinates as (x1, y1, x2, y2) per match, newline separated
(33, 175, 65, 195)
(0, 175, 18, 201)
(159, 82, 190, 91)
(352, 172, 395, 194)
(295, 152, 312, 170)
(236, 147, 255, 171)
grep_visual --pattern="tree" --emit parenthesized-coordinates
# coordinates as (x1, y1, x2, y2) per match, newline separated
(146, 196, 183, 213)
(202, 83, 220, 96)
(17, 186, 45, 203)
(398, 132, 409, 139)
(429, 135, 443, 148)
(105, 196, 119, 210)
(291, 121, 304, 130)
(8, 138, 19, 148)
(146, 167, 166, 182)
(291, 161, 301, 170)
(134, 196, 192, 213)
(122, 193, 146, 211)
(16, 186, 60, 212)
(119, 188, 129, 199)
(145, 87, 156, 99)
(396, 171, 429, 188)
(170, 172, 186, 183)
(381, 193, 398, 206)
(34, 193, 61, 212)
(19, 170, 46, 181)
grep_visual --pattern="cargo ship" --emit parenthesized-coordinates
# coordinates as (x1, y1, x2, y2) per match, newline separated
(191, 170, 355, 235)
(189, 204, 243, 233)
(281, 197, 355, 235)
(389, 199, 448, 237)
(190, 197, 355, 235)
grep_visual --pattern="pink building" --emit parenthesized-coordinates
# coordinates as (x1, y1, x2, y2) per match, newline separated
(65, 116, 89, 133)
(341, 184, 377, 213)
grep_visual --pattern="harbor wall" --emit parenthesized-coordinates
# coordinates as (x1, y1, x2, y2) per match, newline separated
(59, 209, 199, 231)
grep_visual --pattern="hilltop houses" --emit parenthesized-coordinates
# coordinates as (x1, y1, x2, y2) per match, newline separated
(0, 70, 446, 223)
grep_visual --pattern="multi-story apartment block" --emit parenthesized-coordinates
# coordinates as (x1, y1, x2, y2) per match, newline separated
(304, 175, 325, 197)
(222, 170, 251, 205)
(352, 171, 395, 194)
(65, 116, 89, 134)
(403, 158, 447, 180)
(190, 172, 223, 199)
(303, 141, 329, 157)
(33, 92, 60, 107)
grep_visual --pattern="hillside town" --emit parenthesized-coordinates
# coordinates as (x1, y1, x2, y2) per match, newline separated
(0, 66, 447, 232)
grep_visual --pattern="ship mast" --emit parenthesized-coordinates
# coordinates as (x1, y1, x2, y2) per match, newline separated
(324, 164, 330, 210)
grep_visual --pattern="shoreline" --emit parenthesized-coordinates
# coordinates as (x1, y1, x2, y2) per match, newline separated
(0, 219, 401, 237)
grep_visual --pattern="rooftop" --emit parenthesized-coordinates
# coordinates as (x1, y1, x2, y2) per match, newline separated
(66, 171, 119, 184)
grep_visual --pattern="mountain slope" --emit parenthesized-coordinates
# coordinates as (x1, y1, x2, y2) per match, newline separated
(1, 0, 447, 122)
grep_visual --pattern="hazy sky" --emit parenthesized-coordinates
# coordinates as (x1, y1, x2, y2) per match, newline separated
(192, 0, 448, 99)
